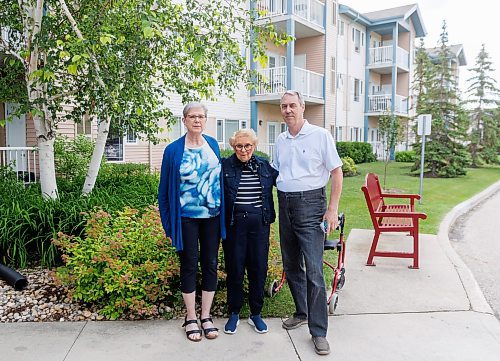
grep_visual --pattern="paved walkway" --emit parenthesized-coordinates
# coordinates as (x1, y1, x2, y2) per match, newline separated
(2, 183, 500, 361)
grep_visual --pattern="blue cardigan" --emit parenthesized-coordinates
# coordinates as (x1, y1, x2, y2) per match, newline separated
(158, 134, 226, 251)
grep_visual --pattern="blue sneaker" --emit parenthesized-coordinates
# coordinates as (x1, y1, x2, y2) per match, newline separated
(248, 314, 268, 334)
(224, 313, 239, 334)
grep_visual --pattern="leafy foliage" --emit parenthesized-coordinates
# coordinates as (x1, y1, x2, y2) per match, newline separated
(53, 207, 179, 319)
(0, 0, 290, 198)
(0, 164, 158, 267)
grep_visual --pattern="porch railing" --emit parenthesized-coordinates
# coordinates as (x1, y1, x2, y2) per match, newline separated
(0, 147, 38, 184)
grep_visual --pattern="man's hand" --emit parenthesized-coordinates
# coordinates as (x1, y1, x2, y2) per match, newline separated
(323, 209, 339, 235)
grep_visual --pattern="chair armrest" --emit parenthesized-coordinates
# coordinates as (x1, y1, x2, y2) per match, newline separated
(381, 193, 421, 200)
(374, 211, 427, 220)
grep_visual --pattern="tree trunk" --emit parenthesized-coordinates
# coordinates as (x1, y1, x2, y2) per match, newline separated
(36, 133, 58, 199)
(82, 118, 110, 195)
(25, 0, 58, 199)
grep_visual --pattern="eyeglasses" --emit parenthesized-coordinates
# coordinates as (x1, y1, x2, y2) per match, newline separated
(185, 114, 206, 121)
(234, 143, 253, 151)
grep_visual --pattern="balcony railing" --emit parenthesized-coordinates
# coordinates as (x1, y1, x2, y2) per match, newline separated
(294, 67, 323, 98)
(256, 0, 324, 28)
(0, 147, 38, 184)
(255, 66, 324, 99)
(368, 46, 409, 68)
(367, 94, 408, 114)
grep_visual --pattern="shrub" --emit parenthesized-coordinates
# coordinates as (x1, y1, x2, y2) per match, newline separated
(395, 150, 416, 163)
(53, 207, 179, 319)
(54, 135, 98, 179)
(336, 142, 376, 164)
(341, 157, 359, 177)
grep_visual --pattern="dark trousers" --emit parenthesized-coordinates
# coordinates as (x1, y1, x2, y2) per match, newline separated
(278, 188, 328, 337)
(224, 206, 270, 315)
(179, 216, 220, 293)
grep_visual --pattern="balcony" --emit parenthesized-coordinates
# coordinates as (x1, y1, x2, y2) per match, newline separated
(0, 147, 38, 184)
(254, 66, 324, 103)
(367, 94, 408, 115)
(255, 0, 325, 38)
(368, 46, 409, 73)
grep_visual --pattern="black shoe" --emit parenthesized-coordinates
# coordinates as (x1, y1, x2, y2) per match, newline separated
(282, 316, 308, 330)
(312, 336, 330, 355)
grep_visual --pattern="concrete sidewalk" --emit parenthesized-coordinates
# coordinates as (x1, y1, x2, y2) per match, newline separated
(2, 186, 500, 360)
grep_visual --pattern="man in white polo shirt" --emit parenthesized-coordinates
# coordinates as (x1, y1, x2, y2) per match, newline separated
(272, 90, 343, 355)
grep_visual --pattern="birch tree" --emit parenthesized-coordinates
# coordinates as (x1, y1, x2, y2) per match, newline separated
(0, 0, 288, 199)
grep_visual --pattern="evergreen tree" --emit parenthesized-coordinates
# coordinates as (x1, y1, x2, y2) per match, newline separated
(411, 21, 470, 177)
(466, 44, 500, 165)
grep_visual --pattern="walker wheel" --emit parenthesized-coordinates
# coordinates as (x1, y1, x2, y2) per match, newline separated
(337, 273, 346, 290)
(328, 293, 339, 315)
(267, 280, 278, 297)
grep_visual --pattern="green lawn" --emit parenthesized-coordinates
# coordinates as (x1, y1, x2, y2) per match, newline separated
(255, 161, 500, 318)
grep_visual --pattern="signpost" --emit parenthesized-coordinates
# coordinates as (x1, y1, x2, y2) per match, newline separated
(417, 114, 432, 204)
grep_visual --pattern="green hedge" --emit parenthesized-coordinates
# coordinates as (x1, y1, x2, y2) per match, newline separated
(336, 142, 377, 164)
(395, 150, 417, 162)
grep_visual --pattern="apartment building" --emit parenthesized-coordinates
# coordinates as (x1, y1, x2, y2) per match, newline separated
(337, 3, 426, 157)
(1, 1, 430, 174)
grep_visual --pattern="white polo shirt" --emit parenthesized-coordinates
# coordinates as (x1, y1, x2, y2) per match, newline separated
(272, 120, 342, 192)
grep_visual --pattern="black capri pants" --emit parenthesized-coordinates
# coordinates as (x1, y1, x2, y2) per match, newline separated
(179, 215, 221, 293)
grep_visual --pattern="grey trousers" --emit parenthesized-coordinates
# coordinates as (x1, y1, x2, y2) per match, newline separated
(278, 188, 328, 337)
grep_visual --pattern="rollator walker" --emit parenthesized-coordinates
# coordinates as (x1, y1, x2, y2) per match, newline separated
(267, 213, 347, 314)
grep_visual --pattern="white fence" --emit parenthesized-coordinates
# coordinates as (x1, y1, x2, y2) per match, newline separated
(368, 46, 409, 68)
(0, 147, 38, 183)
(255, 66, 323, 99)
(256, 0, 324, 28)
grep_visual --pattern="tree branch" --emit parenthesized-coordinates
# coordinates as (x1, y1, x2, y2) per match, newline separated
(57, 0, 107, 91)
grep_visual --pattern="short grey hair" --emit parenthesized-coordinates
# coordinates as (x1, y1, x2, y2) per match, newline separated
(229, 128, 258, 147)
(280, 90, 305, 106)
(183, 102, 208, 118)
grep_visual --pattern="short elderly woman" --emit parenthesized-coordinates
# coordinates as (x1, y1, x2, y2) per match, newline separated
(158, 102, 225, 342)
(222, 129, 278, 334)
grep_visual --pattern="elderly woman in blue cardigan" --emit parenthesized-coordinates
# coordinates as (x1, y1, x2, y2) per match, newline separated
(158, 102, 225, 342)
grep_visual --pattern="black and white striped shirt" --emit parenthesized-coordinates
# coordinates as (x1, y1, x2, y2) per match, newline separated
(235, 169, 262, 207)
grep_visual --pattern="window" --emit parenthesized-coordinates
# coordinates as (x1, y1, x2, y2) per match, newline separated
(351, 127, 359, 141)
(169, 116, 184, 140)
(217, 119, 248, 147)
(354, 78, 361, 102)
(336, 126, 343, 141)
(352, 28, 361, 53)
(332, 2, 337, 26)
(330, 56, 336, 93)
(339, 20, 344, 36)
(337, 73, 344, 90)
(77, 115, 92, 136)
(104, 128, 123, 162)
(126, 128, 137, 143)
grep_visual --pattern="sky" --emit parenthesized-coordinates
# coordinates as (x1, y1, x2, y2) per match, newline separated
(342, 0, 500, 98)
